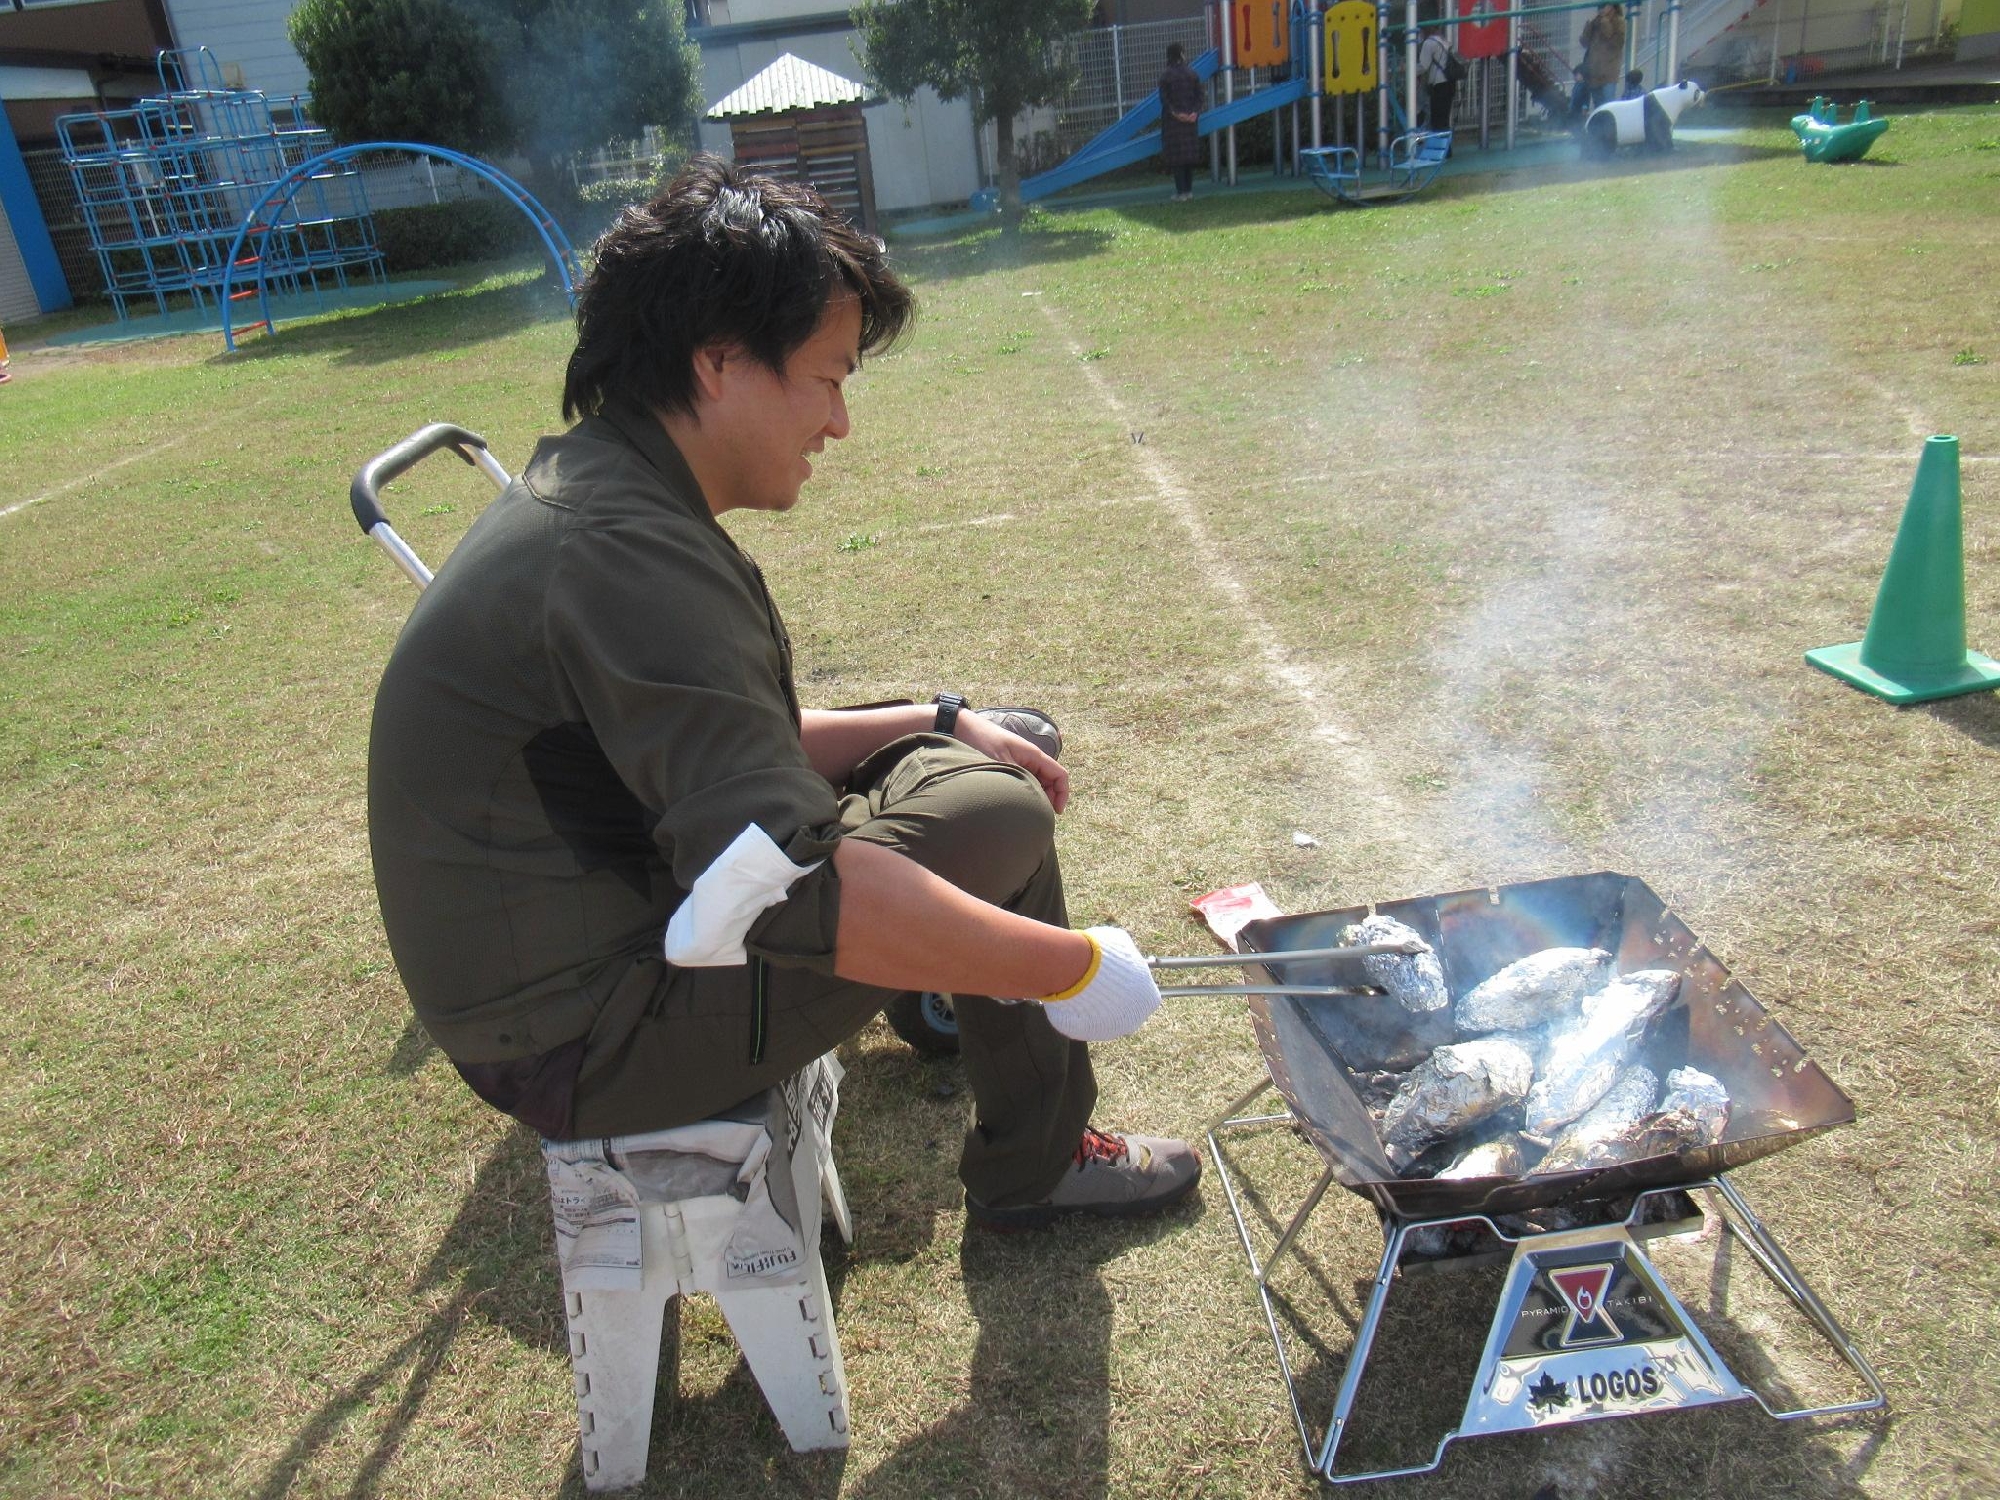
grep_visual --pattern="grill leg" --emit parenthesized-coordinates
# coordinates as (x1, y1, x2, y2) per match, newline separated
(1314, 1219, 1407, 1479)
(1705, 1177, 1888, 1417)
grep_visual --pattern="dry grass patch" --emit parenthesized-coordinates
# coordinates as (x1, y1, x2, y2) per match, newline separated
(2, 115, 1997, 1497)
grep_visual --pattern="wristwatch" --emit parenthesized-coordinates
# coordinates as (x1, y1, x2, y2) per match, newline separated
(932, 691, 970, 736)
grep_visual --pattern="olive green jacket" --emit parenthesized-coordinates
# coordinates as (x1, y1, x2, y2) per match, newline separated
(367, 401, 845, 1113)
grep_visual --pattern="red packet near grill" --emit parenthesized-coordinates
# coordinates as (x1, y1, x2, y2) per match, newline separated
(1190, 882, 1284, 953)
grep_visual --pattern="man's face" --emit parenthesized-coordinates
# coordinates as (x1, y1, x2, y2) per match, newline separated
(695, 294, 862, 517)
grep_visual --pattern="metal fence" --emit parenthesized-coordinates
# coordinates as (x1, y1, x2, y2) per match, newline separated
(1034, 15, 1215, 167)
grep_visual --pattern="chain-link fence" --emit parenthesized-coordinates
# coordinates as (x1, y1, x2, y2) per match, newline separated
(1029, 15, 1215, 169)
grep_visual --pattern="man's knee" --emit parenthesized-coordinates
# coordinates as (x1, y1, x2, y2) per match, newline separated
(858, 756, 1058, 906)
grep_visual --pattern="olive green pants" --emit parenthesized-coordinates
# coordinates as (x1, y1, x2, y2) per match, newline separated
(566, 736, 1098, 1209)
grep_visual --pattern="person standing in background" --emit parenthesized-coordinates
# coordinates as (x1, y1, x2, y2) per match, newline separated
(1158, 43, 1204, 202)
(1577, 3, 1627, 114)
(1417, 23, 1458, 139)
(0, 325, 11, 385)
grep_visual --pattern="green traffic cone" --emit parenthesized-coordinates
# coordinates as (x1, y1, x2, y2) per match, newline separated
(1806, 435, 2000, 704)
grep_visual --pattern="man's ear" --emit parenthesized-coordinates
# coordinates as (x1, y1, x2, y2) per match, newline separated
(689, 344, 730, 404)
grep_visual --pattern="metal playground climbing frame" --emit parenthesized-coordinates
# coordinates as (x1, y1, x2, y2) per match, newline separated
(56, 48, 383, 327)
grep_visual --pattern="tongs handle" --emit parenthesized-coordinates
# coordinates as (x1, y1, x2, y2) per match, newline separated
(1146, 938, 1426, 971)
(1158, 983, 1384, 999)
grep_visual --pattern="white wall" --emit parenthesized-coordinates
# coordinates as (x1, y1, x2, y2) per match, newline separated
(707, 0, 853, 23)
(700, 29, 982, 212)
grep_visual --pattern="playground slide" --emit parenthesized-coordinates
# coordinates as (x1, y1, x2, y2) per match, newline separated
(1021, 49, 1312, 203)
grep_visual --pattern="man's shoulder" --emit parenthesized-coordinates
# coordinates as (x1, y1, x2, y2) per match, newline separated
(522, 419, 662, 506)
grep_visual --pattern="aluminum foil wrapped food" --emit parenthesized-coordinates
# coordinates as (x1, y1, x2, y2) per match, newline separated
(1521, 969, 1683, 1138)
(1380, 1037, 1534, 1169)
(1339, 914, 1449, 1014)
(1657, 1065, 1731, 1144)
(1454, 947, 1613, 1034)
(1533, 1064, 1660, 1173)
(1436, 1136, 1528, 1180)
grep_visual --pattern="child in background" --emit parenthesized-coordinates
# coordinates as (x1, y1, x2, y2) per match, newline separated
(0, 324, 10, 384)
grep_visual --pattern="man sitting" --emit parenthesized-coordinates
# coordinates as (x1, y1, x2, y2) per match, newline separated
(367, 158, 1200, 1230)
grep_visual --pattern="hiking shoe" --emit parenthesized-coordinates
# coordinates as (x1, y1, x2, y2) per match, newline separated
(966, 1128, 1201, 1230)
(974, 705, 1062, 762)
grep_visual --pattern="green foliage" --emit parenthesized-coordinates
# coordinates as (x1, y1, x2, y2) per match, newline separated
(853, 0, 1092, 207)
(576, 175, 659, 207)
(371, 200, 542, 271)
(289, 0, 510, 152)
(289, 0, 701, 179)
(852, 0, 1094, 125)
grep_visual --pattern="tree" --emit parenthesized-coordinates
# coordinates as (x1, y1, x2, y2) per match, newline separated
(289, 0, 703, 209)
(853, 0, 1095, 212)
(290, 0, 511, 155)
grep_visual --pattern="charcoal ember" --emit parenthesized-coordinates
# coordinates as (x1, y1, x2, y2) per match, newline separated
(1532, 1065, 1661, 1173)
(1622, 1106, 1709, 1158)
(1522, 970, 1684, 1138)
(1354, 1068, 1411, 1111)
(1437, 1135, 1528, 1180)
(1659, 1065, 1731, 1144)
(1454, 947, 1612, 1034)
(1380, 1037, 1534, 1170)
(1340, 914, 1449, 1014)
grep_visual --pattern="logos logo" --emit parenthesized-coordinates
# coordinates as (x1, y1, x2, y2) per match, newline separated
(1527, 1371, 1572, 1411)
(1548, 1264, 1621, 1346)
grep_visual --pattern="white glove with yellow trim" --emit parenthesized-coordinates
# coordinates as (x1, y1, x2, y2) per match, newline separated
(1036, 926, 1162, 1041)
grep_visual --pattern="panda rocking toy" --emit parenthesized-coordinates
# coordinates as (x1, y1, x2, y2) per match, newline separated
(1583, 80, 1704, 158)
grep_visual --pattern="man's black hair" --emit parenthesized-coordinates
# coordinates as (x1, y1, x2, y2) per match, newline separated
(1165, 41, 1186, 64)
(562, 155, 915, 422)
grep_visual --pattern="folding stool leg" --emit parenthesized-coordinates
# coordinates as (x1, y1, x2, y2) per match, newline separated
(820, 1153, 854, 1248)
(564, 1203, 683, 1492)
(711, 1246, 851, 1451)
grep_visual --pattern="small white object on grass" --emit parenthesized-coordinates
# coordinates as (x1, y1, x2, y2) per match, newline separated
(1292, 830, 1319, 848)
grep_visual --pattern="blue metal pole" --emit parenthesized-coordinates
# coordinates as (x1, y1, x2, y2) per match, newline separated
(0, 99, 74, 313)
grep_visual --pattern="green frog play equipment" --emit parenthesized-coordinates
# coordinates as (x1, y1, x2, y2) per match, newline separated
(1791, 97, 1890, 163)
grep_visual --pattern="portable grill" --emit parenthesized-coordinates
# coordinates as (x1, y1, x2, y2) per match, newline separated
(1204, 871, 1887, 1484)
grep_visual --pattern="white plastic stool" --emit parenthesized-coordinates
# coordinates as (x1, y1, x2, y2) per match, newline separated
(542, 1054, 854, 1491)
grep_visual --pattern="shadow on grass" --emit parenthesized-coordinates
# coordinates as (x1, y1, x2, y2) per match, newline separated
(208, 273, 573, 372)
(895, 224, 1122, 284)
(1919, 687, 2000, 748)
(845, 1204, 1198, 1500)
(248, 1125, 563, 1500)
(1243, 1187, 1891, 1495)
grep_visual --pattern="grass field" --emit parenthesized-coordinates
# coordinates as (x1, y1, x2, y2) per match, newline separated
(3, 106, 1998, 1499)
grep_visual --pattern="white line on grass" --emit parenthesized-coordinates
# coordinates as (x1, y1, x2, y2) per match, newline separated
(1036, 303, 1414, 845)
(0, 433, 191, 522)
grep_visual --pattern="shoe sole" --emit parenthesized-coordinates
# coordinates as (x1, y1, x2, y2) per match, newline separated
(965, 1167, 1202, 1232)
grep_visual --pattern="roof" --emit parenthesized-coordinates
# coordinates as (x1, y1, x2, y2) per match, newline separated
(705, 53, 874, 120)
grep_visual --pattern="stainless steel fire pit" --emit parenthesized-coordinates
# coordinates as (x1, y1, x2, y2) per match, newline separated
(1204, 871, 1887, 1485)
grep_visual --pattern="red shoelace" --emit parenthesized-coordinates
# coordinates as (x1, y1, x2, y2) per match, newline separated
(1073, 1128, 1129, 1167)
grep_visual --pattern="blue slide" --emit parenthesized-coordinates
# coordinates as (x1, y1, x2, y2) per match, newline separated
(1022, 49, 1313, 203)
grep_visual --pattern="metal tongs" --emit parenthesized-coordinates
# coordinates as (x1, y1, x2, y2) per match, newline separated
(1145, 936, 1428, 999)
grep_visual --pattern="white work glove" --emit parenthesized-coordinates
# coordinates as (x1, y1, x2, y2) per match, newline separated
(1036, 926, 1162, 1041)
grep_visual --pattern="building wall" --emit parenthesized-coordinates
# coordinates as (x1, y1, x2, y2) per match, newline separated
(0, 0, 167, 60)
(698, 30, 982, 212)
(157, 0, 312, 100)
(0, 200, 40, 322)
